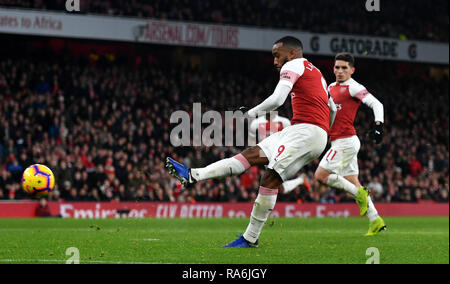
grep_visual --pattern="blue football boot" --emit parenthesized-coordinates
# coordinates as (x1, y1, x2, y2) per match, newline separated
(165, 157, 196, 188)
(222, 235, 258, 248)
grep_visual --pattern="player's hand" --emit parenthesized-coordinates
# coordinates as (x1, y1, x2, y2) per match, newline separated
(372, 122, 384, 144)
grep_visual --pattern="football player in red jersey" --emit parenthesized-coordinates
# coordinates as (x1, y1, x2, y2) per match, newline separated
(314, 53, 386, 236)
(167, 36, 336, 247)
(249, 112, 291, 142)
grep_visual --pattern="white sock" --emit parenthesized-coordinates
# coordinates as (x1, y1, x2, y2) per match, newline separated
(243, 187, 278, 244)
(326, 174, 359, 196)
(367, 196, 379, 222)
(191, 154, 250, 181)
(282, 176, 304, 194)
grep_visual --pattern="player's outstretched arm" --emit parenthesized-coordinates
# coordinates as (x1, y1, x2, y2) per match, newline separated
(246, 81, 292, 117)
(362, 94, 384, 123)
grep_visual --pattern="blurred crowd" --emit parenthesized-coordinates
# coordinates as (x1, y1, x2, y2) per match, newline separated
(0, 0, 448, 42)
(0, 44, 448, 204)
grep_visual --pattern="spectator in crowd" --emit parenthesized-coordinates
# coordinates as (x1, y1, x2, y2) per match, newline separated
(0, 43, 448, 204)
(367, 177, 384, 200)
(0, 0, 447, 42)
(35, 198, 51, 217)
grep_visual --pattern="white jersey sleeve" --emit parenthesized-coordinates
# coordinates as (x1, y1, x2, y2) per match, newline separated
(279, 58, 306, 89)
(247, 59, 306, 117)
(348, 79, 370, 100)
(362, 94, 384, 123)
(247, 83, 292, 117)
(278, 116, 291, 128)
(247, 59, 311, 118)
(349, 79, 384, 123)
(327, 83, 338, 127)
(248, 118, 259, 140)
(328, 96, 337, 128)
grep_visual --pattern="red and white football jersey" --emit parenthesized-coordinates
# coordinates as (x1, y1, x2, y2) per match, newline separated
(279, 58, 330, 133)
(328, 78, 370, 141)
(249, 115, 291, 142)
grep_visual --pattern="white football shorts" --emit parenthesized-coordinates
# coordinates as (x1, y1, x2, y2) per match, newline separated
(318, 135, 361, 177)
(257, 123, 328, 181)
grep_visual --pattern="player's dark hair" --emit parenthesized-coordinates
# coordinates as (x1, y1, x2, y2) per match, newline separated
(335, 52, 355, 67)
(275, 36, 303, 50)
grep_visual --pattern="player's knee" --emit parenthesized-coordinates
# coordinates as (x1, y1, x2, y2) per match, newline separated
(241, 146, 269, 167)
(261, 169, 283, 189)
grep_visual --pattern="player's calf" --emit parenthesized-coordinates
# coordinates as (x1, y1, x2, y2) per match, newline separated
(242, 169, 282, 244)
(189, 146, 269, 182)
(315, 167, 359, 196)
(314, 167, 330, 185)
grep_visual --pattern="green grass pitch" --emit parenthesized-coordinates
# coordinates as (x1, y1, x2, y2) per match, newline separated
(0, 217, 448, 264)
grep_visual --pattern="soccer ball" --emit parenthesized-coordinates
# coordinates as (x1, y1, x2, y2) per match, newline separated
(22, 164, 56, 198)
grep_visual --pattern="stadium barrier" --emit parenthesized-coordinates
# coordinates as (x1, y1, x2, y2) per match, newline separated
(0, 201, 448, 218)
(0, 8, 448, 64)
